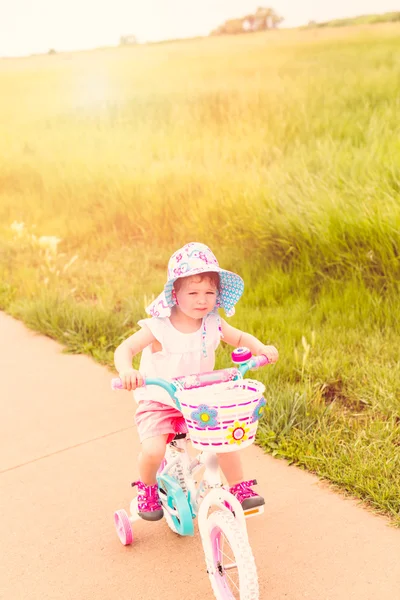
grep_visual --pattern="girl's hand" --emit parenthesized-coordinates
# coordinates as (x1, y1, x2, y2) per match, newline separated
(118, 368, 144, 391)
(259, 345, 279, 364)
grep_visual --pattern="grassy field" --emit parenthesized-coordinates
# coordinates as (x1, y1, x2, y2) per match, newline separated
(306, 11, 400, 29)
(1, 23, 399, 524)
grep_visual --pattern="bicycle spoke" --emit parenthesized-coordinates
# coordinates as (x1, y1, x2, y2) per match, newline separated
(218, 535, 237, 568)
(221, 550, 237, 566)
(221, 533, 236, 563)
(225, 571, 240, 594)
(217, 534, 240, 598)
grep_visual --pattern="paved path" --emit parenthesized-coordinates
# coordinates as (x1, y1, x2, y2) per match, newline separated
(1, 311, 399, 600)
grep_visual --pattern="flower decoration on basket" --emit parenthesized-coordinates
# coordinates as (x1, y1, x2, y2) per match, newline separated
(227, 421, 250, 445)
(251, 397, 267, 423)
(191, 404, 219, 429)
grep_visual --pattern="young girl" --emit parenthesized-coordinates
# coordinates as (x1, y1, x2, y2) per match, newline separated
(114, 242, 278, 521)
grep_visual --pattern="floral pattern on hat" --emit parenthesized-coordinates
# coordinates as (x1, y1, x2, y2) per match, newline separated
(147, 242, 244, 318)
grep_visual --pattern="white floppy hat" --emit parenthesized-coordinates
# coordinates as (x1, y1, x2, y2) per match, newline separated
(146, 242, 244, 318)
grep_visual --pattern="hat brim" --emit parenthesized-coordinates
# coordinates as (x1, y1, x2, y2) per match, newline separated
(146, 267, 244, 318)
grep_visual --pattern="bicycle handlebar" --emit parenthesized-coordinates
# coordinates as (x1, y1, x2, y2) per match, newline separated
(111, 351, 271, 397)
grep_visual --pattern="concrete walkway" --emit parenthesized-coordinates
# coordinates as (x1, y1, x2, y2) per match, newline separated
(1, 311, 399, 600)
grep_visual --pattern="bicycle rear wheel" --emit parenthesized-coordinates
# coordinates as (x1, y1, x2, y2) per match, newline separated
(206, 511, 259, 600)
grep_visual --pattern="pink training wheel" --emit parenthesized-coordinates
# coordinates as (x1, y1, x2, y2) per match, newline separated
(231, 347, 252, 364)
(114, 509, 133, 546)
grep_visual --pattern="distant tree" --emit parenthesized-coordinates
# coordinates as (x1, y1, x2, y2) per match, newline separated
(256, 7, 284, 28)
(211, 6, 283, 36)
(224, 18, 245, 35)
(119, 35, 137, 46)
(48, 48, 56, 55)
(255, 6, 271, 24)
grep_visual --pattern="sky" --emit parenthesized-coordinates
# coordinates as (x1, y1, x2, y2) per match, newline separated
(0, 0, 398, 57)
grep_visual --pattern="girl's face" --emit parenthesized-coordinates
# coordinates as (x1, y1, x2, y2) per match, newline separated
(174, 275, 218, 319)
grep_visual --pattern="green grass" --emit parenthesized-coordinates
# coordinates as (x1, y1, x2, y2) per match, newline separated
(0, 24, 399, 524)
(307, 11, 400, 28)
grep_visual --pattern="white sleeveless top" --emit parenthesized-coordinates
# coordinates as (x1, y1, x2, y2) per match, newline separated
(133, 313, 221, 408)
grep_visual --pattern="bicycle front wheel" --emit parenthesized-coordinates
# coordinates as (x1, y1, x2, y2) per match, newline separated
(206, 511, 259, 600)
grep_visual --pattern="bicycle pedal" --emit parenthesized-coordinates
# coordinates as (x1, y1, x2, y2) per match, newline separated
(244, 505, 264, 518)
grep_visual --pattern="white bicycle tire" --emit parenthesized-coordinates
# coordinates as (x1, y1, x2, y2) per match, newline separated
(205, 510, 259, 600)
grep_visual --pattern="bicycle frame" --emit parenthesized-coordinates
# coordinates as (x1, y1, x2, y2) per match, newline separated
(159, 437, 249, 523)
(113, 348, 270, 600)
(112, 349, 269, 531)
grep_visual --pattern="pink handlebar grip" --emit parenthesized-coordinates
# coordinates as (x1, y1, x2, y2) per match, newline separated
(111, 378, 124, 390)
(252, 355, 271, 368)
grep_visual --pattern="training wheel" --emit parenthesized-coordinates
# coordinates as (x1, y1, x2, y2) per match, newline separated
(114, 509, 133, 546)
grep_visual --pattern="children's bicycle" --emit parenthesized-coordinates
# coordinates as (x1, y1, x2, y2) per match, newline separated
(111, 347, 270, 600)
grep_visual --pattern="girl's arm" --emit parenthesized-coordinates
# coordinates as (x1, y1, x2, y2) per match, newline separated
(114, 326, 156, 390)
(220, 319, 279, 364)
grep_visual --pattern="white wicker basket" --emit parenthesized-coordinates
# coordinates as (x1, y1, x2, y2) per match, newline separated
(176, 379, 266, 453)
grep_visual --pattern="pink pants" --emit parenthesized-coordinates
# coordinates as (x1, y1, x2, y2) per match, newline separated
(135, 400, 188, 443)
